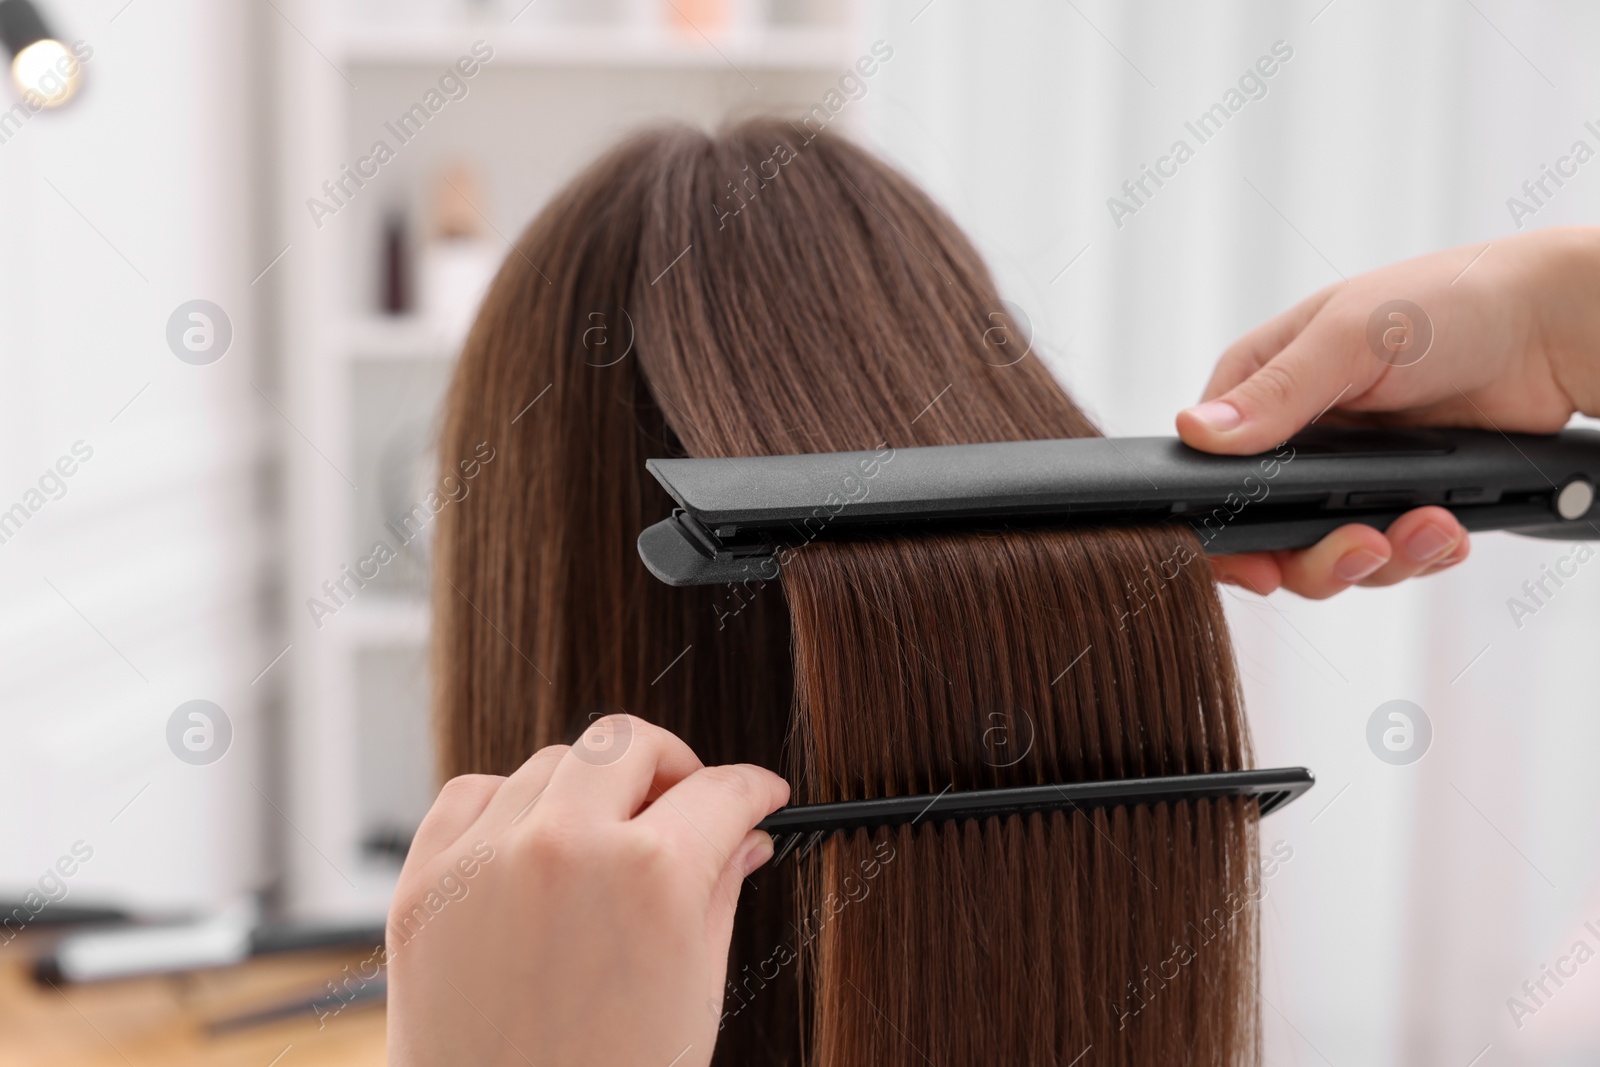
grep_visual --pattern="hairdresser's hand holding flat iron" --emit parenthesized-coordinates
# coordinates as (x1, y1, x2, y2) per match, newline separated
(385, 715, 787, 1067)
(1178, 225, 1600, 599)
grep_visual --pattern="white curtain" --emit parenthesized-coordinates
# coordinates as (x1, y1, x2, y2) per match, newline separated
(862, 1, 1600, 1063)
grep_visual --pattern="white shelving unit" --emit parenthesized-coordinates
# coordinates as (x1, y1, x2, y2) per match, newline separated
(272, 0, 862, 921)
(334, 22, 858, 68)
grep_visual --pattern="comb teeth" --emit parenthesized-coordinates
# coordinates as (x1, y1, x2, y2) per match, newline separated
(768, 832, 804, 867)
(756, 767, 1314, 865)
(765, 830, 829, 868)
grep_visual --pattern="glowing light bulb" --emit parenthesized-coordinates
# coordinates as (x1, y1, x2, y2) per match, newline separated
(12, 36, 79, 106)
(0, 1, 81, 109)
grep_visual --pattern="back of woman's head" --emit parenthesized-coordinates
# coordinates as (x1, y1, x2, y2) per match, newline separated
(436, 118, 1260, 1065)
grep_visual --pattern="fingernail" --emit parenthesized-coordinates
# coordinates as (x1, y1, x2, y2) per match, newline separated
(1333, 549, 1387, 583)
(740, 833, 774, 876)
(1186, 400, 1242, 432)
(1405, 524, 1456, 563)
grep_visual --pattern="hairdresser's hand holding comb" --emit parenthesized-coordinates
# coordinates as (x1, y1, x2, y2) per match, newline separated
(1177, 225, 1600, 599)
(385, 715, 789, 1067)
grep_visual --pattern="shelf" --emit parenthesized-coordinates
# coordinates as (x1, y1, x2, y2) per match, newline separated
(330, 596, 431, 647)
(279, 2, 861, 921)
(343, 316, 462, 362)
(334, 23, 858, 70)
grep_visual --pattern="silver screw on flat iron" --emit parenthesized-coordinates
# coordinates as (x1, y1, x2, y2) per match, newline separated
(1556, 478, 1595, 521)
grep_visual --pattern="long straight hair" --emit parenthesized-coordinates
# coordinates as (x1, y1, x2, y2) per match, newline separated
(435, 119, 1260, 1065)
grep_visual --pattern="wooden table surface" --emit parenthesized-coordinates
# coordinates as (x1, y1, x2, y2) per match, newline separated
(0, 934, 387, 1066)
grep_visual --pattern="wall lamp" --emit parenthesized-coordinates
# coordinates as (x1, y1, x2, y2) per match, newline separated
(0, 0, 83, 108)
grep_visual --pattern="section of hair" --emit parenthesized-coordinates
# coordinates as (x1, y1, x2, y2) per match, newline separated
(783, 530, 1256, 1064)
(435, 118, 1260, 1066)
(432, 131, 801, 1062)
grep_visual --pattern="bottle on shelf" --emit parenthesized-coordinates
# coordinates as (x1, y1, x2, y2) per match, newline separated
(418, 162, 502, 343)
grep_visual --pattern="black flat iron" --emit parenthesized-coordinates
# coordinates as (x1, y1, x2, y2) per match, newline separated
(642, 425, 1590, 842)
(637, 426, 1600, 587)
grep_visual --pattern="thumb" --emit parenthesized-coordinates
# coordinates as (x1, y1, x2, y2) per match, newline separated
(704, 829, 773, 1003)
(709, 830, 773, 939)
(1178, 323, 1379, 455)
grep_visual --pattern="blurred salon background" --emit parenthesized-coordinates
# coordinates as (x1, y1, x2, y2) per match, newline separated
(2, 0, 1598, 1062)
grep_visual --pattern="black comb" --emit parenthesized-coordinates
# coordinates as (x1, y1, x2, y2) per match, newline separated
(756, 766, 1313, 865)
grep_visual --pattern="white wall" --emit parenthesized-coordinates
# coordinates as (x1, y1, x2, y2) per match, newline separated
(0, 0, 266, 914)
(863, 1, 1600, 1063)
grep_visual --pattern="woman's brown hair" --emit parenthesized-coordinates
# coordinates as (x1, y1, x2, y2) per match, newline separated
(434, 119, 1261, 1065)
